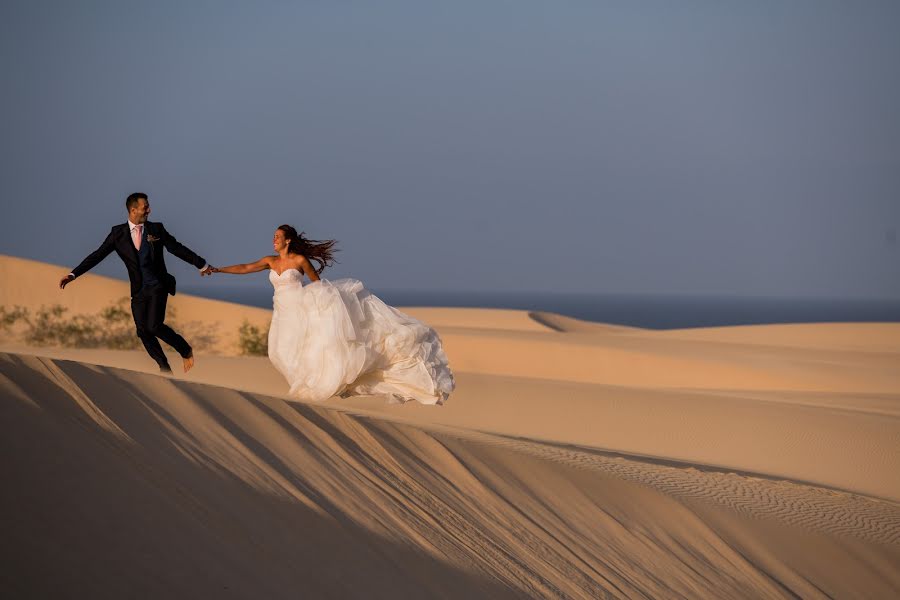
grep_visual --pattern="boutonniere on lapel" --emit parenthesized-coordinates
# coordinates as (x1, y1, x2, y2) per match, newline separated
(146, 234, 161, 243)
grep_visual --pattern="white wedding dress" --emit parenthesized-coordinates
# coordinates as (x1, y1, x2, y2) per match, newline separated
(267, 268, 455, 405)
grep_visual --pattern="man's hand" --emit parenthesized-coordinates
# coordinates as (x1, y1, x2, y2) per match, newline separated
(200, 265, 215, 277)
(59, 274, 74, 290)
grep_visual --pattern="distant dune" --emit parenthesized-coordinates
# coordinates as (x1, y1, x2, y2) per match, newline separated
(1, 253, 899, 597)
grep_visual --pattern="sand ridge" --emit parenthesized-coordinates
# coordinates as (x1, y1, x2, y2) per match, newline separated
(2, 352, 898, 598)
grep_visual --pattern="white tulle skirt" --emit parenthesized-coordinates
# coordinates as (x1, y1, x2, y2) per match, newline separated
(267, 278, 455, 405)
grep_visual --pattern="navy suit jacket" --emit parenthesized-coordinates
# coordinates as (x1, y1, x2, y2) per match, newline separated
(71, 221, 206, 297)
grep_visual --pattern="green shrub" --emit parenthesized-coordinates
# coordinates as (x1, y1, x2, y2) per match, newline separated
(0, 305, 28, 333)
(0, 299, 217, 351)
(238, 319, 269, 356)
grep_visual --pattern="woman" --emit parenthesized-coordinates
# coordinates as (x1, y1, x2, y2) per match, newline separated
(211, 225, 454, 405)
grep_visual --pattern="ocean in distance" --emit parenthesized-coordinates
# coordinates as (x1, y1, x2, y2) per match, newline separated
(179, 282, 900, 330)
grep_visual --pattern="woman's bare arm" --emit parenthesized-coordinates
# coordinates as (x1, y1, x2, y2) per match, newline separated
(212, 256, 273, 275)
(298, 256, 320, 282)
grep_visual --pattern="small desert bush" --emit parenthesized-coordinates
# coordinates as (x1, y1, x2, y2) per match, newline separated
(0, 299, 217, 351)
(0, 305, 28, 333)
(238, 319, 269, 356)
(0, 300, 140, 349)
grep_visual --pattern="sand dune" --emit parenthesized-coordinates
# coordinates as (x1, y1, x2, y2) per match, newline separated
(0, 254, 273, 354)
(5, 341, 899, 505)
(0, 254, 562, 348)
(2, 352, 898, 598)
(650, 321, 900, 353)
(2, 254, 899, 597)
(529, 310, 642, 334)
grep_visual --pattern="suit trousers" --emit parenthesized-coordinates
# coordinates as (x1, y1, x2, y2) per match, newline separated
(131, 283, 191, 370)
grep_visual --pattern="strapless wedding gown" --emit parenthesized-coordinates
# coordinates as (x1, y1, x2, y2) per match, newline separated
(267, 268, 455, 405)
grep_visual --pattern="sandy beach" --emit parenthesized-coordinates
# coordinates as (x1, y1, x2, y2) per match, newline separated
(1, 255, 898, 598)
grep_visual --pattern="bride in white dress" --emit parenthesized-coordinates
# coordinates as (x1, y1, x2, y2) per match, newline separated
(211, 225, 454, 405)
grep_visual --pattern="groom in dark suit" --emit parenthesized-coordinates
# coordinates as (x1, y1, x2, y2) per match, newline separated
(59, 193, 213, 373)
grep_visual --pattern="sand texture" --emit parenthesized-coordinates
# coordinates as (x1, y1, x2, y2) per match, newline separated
(1, 255, 899, 598)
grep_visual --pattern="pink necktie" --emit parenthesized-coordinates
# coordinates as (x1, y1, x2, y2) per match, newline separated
(132, 225, 142, 251)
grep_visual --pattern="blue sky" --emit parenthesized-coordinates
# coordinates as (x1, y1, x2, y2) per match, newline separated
(2, 1, 898, 298)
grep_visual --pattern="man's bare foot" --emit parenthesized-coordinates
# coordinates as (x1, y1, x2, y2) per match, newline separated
(183, 354, 194, 373)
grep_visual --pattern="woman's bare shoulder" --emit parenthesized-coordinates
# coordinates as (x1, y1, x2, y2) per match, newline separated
(254, 255, 277, 269)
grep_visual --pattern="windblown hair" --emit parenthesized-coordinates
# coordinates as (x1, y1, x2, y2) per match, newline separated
(126, 192, 148, 210)
(278, 224, 338, 275)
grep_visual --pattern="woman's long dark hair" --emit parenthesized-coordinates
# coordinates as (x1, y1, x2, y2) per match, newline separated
(278, 224, 338, 275)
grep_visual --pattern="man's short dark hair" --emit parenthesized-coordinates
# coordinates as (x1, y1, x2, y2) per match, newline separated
(126, 193, 148, 211)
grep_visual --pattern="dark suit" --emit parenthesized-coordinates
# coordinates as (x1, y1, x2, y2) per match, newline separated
(70, 221, 207, 370)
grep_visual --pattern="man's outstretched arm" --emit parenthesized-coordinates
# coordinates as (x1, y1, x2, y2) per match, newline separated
(60, 227, 117, 289)
(158, 224, 209, 272)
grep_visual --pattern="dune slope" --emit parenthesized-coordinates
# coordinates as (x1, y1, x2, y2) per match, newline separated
(1, 353, 898, 599)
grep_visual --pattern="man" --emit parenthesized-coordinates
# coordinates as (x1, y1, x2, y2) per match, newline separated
(59, 193, 214, 373)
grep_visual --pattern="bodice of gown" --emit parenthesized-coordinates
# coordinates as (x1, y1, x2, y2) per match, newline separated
(269, 268, 304, 293)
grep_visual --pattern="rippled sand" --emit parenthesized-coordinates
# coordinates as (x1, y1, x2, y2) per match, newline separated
(2, 254, 898, 597)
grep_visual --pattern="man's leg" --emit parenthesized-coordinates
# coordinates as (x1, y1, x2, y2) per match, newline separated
(131, 288, 172, 372)
(144, 285, 194, 371)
